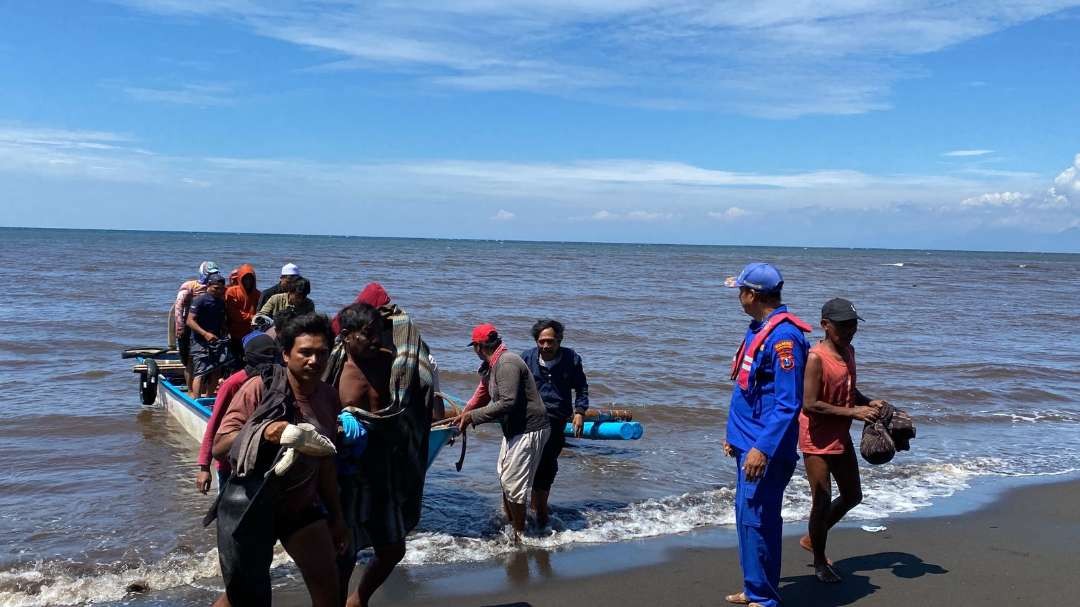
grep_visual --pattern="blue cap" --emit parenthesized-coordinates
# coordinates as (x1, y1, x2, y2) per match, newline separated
(730, 262, 784, 294)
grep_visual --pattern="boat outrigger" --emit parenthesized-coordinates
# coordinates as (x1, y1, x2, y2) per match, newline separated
(124, 347, 459, 470)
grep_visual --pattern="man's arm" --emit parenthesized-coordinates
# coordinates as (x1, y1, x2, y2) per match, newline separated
(174, 286, 191, 338)
(468, 362, 519, 425)
(212, 429, 239, 459)
(186, 305, 216, 342)
(751, 336, 806, 459)
(462, 379, 490, 413)
(199, 379, 237, 466)
(212, 379, 260, 458)
(572, 353, 590, 414)
(803, 354, 880, 419)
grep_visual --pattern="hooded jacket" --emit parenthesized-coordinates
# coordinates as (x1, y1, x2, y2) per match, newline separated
(224, 264, 260, 341)
(331, 282, 392, 335)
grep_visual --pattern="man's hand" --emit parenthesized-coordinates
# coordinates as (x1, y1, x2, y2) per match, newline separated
(456, 411, 473, 433)
(742, 447, 768, 481)
(852, 406, 880, 422)
(195, 466, 212, 494)
(263, 421, 290, 443)
(723, 441, 735, 457)
(869, 399, 888, 409)
(572, 413, 585, 438)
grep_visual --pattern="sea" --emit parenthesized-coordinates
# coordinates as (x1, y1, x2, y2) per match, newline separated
(1, 227, 1078, 606)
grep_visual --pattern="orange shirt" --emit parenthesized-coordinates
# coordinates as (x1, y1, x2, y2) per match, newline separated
(798, 342, 857, 455)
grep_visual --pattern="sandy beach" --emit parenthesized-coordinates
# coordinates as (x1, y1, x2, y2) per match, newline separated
(289, 477, 1080, 607)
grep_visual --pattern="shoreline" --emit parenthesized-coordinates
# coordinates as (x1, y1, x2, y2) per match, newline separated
(277, 473, 1080, 606)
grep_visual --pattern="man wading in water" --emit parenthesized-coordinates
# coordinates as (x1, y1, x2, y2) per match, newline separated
(458, 324, 551, 542)
(521, 319, 589, 530)
(211, 313, 346, 607)
(798, 298, 886, 582)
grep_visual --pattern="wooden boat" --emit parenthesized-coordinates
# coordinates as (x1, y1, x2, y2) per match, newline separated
(127, 349, 457, 469)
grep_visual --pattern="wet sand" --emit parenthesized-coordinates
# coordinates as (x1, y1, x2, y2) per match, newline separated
(285, 477, 1080, 607)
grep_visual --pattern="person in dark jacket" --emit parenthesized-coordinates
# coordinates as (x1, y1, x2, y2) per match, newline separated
(520, 319, 589, 529)
(458, 324, 550, 542)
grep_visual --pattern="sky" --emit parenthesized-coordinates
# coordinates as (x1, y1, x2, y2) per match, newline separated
(2, 1, 1080, 251)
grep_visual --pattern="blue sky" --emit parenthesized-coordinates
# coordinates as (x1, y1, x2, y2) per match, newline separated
(2, 1, 1079, 251)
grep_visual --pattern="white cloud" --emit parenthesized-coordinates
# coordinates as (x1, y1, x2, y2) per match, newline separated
(5, 120, 1075, 239)
(961, 191, 1030, 207)
(116, 0, 1080, 117)
(708, 207, 750, 220)
(944, 149, 994, 157)
(583, 209, 674, 222)
(1046, 153, 1080, 208)
(122, 82, 237, 106)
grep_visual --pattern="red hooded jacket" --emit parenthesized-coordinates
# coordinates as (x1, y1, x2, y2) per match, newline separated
(331, 282, 392, 335)
(224, 264, 260, 340)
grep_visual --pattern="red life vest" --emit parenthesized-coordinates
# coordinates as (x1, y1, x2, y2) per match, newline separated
(730, 312, 813, 391)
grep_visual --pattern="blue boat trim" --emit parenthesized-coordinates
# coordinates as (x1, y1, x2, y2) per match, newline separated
(161, 378, 214, 419)
(140, 356, 456, 469)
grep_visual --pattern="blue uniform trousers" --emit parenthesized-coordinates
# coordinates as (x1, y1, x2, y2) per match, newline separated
(734, 450, 796, 607)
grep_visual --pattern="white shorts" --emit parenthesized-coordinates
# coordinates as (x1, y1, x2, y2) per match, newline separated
(496, 427, 551, 504)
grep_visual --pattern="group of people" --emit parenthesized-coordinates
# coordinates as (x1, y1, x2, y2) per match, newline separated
(172, 259, 883, 607)
(174, 262, 590, 607)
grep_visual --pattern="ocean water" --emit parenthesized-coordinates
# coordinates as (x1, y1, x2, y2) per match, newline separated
(1, 227, 1078, 606)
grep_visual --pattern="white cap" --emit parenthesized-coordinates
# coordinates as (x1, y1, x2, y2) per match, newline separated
(280, 263, 300, 276)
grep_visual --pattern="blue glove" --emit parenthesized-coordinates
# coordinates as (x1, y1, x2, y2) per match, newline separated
(338, 411, 367, 446)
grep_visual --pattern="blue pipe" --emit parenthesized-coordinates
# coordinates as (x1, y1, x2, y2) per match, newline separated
(564, 421, 644, 440)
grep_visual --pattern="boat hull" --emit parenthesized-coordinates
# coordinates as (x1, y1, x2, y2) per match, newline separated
(148, 368, 455, 468)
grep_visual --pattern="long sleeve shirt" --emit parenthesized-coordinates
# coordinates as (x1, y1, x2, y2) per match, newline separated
(520, 346, 589, 421)
(725, 305, 809, 463)
(465, 346, 549, 439)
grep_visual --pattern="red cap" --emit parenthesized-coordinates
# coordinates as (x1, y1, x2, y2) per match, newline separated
(468, 323, 499, 346)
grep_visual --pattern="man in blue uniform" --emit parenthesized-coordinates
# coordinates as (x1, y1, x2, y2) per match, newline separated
(723, 262, 812, 607)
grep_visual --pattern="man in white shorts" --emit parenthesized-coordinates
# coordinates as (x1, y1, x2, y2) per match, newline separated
(458, 323, 551, 541)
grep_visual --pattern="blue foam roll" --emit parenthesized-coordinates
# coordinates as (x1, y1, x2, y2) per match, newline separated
(564, 421, 643, 440)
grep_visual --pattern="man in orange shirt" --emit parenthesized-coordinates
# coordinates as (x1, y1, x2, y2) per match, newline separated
(224, 264, 260, 366)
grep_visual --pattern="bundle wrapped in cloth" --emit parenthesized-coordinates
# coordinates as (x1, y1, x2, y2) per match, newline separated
(860, 402, 916, 465)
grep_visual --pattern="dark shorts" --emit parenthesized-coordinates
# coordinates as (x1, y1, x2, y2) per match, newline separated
(218, 493, 327, 607)
(274, 503, 328, 541)
(178, 328, 191, 366)
(533, 420, 566, 492)
(190, 338, 233, 378)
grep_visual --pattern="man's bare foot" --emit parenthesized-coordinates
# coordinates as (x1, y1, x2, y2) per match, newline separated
(801, 535, 834, 565)
(815, 563, 842, 583)
(724, 592, 749, 605)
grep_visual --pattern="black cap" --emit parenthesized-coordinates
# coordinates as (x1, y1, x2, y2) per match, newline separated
(821, 298, 864, 322)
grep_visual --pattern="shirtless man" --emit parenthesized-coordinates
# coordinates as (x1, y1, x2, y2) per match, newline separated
(335, 303, 427, 607)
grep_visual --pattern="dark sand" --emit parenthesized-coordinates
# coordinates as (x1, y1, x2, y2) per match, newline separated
(285, 478, 1080, 606)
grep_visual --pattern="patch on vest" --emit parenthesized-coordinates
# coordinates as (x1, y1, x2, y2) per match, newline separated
(774, 340, 795, 371)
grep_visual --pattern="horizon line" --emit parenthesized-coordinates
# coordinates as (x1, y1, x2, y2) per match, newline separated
(1, 223, 1075, 256)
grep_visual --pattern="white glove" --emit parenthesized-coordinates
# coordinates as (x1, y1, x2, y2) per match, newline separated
(279, 423, 337, 456)
(272, 448, 297, 476)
